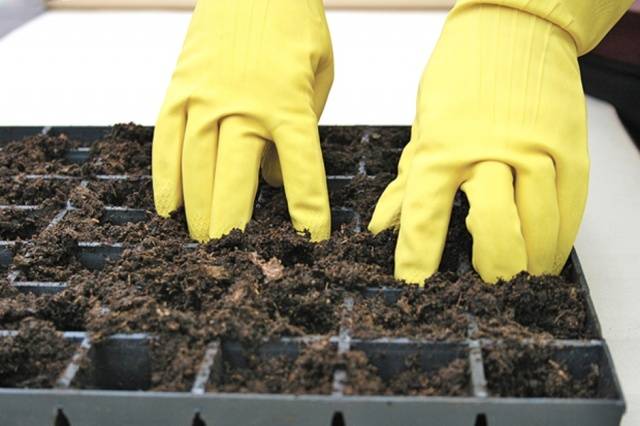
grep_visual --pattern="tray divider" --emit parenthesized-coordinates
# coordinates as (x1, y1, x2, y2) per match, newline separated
(191, 341, 221, 395)
(56, 335, 91, 389)
(468, 340, 488, 398)
(466, 315, 488, 398)
(332, 297, 354, 396)
(358, 130, 370, 176)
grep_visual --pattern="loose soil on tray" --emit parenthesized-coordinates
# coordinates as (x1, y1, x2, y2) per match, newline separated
(0, 124, 598, 394)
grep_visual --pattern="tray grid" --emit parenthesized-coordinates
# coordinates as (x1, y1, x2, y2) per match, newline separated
(0, 126, 626, 426)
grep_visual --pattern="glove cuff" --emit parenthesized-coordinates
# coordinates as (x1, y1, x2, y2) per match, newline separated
(454, 0, 634, 55)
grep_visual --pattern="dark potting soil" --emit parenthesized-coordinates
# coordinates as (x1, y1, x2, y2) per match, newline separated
(210, 340, 337, 394)
(0, 134, 81, 176)
(0, 124, 598, 395)
(320, 127, 363, 175)
(319, 126, 411, 176)
(81, 123, 152, 176)
(0, 177, 74, 208)
(0, 318, 75, 388)
(0, 208, 55, 241)
(85, 178, 153, 209)
(483, 342, 601, 398)
(351, 271, 594, 341)
(343, 353, 470, 397)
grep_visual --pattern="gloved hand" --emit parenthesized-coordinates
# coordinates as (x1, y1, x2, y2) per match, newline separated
(369, 0, 633, 284)
(153, 0, 334, 242)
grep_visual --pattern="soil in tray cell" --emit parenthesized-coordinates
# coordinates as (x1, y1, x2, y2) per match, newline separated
(0, 133, 81, 176)
(328, 173, 395, 224)
(0, 177, 74, 208)
(474, 273, 595, 341)
(209, 340, 337, 394)
(82, 123, 152, 176)
(0, 279, 87, 331)
(350, 283, 471, 341)
(0, 318, 75, 388)
(85, 178, 153, 209)
(343, 352, 470, 397)
(12, 224, 88, 282)
(320, 126, 364, 175)
(368, 127, 412, 150)
(72, 238, 342, 340)
(483, 342, 601, 398)
(74, 334, 204, 392)
(0, 208, 54, 241)
(351, 271, 594, 342)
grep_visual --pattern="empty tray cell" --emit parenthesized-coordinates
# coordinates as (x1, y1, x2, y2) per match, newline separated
(0, 176, 74, 207)
(0, 207, 53, 241)
(482, 341, 620, 399)
(87, 177, 153, 209)
(320, 126, 365, 175)
(350, 287, 470, 341)
(345, 340, 471, 396)
(76, 242, 125, 270)
(0, 320, 79, 388)
(0, 127, 45, 144)
(0, 133, 82, 176)
(74, 334, 151, 391)
(208, 339, 338, 395)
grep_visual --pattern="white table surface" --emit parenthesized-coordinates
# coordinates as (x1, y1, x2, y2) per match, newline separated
(0, 10, 639, 426)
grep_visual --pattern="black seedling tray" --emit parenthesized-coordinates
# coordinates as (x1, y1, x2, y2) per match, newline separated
(0, 126, 625, 426)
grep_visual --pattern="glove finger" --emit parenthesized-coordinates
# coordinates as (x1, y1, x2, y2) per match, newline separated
(210, 116, 266, 238)
(554, 149, 590, 273)
(514, 156, 559, 275)
(181, 106, 219, 242)
(368, 124, 418, 234)
(461, 161, 527, 283)
(395, 153, 459, 285)
(261, 143, 283, 187)
(152, 93, 187, 217)
(260, 57, 334, 188)
(272, 116, 330, 241)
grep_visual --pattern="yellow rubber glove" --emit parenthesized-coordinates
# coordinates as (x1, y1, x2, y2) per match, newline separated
(153, 0, 334, 242)
(369, 0, 633, 285)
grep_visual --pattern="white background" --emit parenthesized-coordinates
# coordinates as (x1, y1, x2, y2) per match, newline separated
(0, 10, 638, 425)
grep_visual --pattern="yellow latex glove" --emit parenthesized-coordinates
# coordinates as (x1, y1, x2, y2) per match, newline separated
(153, 0, 333, 242)
(370, 0, 633, 284)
